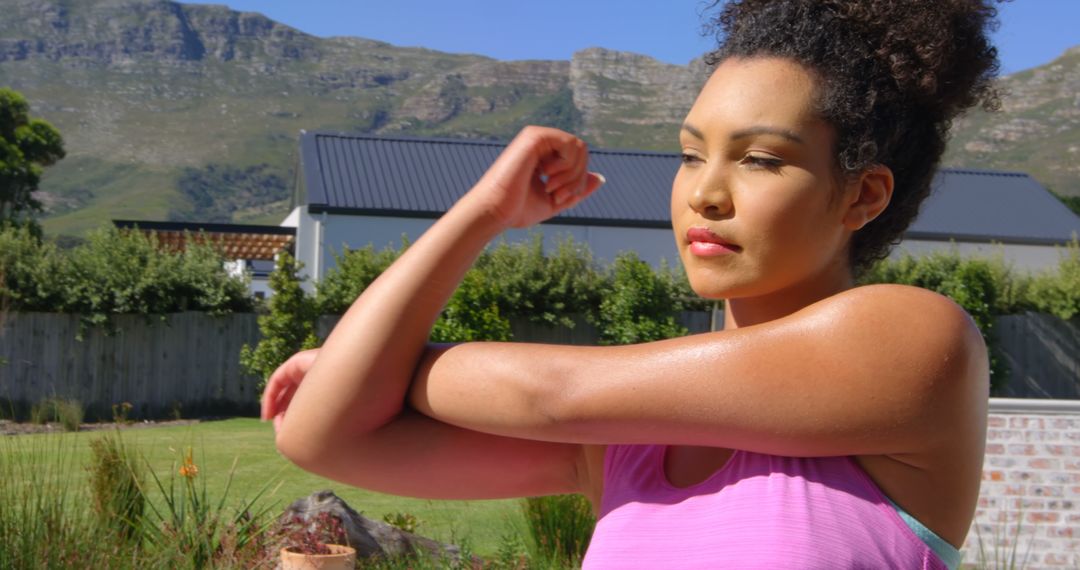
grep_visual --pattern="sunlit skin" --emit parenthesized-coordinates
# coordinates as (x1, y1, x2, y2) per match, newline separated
(262, 57, 989, 549)
(673, 58, 860, 327)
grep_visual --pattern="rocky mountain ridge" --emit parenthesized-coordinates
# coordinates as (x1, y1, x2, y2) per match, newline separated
(0, 0, 1073, 235)
(944, 45, 1080, 198)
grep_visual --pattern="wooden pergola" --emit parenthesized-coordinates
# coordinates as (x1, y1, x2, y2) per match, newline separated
(113, 220, 295, 260)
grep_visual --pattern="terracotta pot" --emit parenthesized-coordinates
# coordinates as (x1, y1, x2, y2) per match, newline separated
(279, 544, 357, 570)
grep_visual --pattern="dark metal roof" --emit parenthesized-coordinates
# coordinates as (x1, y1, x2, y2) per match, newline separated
(300, 131, 676, 228)
(906, 169, 1080, 245)
(299, 132, 1080, 243)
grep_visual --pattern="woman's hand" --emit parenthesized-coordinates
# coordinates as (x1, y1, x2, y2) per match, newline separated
(260, 349, 319, 433)
(467, 126, 605, 229)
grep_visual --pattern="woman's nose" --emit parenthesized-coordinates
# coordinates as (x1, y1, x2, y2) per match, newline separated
(688, 176, 733, 218)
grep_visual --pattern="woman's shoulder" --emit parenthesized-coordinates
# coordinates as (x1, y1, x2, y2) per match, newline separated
(831, 283, 968, 313)
(821, 284, 983, 343)
(800, 283, 989, 381)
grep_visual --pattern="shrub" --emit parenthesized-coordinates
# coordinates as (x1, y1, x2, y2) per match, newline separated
(474, 234, 605, 328)
(0, 429, 282, 568)
(88, 432, 145, 540)
(0, 430, 111, 568)
(315, 235, 608, 343)
(983, 253, 1030, 316)
(522, 494, 596, 568)
(383, 511, 422, 534)
(0, 224, 253, 334)
(57, 399, 83, 432)
(0, 222, 66, 311)
(139, 446, 278, 568)
(489, 532, 530, 570)
(596, 253, 691, 345)
(30, 397, 83, 431)
(1024, 238, 1080, 320)
(240, 251, 319, 390)
(112, 401, 134, 424)
(315, 242, 403, 315)
(61, 227, 252, 327)
(430, 268, 512, 342)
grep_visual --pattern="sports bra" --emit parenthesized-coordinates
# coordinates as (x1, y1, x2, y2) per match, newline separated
(581, 445, 960, 569)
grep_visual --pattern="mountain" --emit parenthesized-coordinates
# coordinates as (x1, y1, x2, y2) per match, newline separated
(944, 46, 1080, 200)
(0, 0, 705, 235)
(0, 0, 1074, 236)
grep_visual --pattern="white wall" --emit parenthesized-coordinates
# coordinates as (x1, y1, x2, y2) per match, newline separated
(301, 212, 682, 287)
(282, 206, 323, 292)
(893, 239, 1068, 273)
(222, 261, 272, 300)
(290, 207, 1071, 293)
(248, 278, 273, 300)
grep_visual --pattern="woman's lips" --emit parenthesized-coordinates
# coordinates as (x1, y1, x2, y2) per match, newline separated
(687, 227, 740, 257)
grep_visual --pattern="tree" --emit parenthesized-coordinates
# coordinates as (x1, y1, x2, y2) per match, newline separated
(0, 87, 65, 227)
(240, 251, 319, 390)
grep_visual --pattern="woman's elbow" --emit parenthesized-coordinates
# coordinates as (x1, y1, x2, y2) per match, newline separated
(274, 421, 321, 471)
(273, 413, 357, 475)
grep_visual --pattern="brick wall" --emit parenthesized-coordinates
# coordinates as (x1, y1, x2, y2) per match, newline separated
(962, 399, 1080, 569)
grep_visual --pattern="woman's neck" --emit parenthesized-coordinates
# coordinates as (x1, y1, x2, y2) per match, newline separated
(723, 264, 855, 329)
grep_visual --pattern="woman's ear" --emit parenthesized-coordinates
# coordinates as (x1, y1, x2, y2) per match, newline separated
(842, 165, 894, 231)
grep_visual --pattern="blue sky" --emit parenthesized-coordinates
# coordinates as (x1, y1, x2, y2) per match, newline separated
(180, 1, 1079, 74)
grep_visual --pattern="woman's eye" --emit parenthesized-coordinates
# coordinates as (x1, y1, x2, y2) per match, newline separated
(680, 153, 702, 165)
(741, 154, 783, 171)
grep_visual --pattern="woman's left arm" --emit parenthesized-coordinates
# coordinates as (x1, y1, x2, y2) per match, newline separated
(273, 126, 605, 469)
(409, 284, 989, 458)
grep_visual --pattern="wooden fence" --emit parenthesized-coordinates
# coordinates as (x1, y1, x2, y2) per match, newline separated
(0, 310, 1075, 420)
(996, 313, 1080, 398)
(0, 312, 263, 420)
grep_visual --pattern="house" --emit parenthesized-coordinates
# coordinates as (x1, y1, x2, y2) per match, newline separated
(113, 220, 295, 299)
(892, 169, 1079, 271)
(283, 131, 1080, 289)
(283, 131, 680, 290)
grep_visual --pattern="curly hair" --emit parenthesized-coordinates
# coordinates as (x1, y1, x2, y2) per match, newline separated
(705, 0, 1001, 273)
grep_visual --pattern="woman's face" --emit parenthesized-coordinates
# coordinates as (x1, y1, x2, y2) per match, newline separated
(672, 56, 854, 301)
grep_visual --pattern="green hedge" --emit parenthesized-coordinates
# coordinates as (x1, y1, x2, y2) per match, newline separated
(859, 238, 1080, 391)
(5, 223, 1078, 396)
(310, 234, 701, 346)
(0, 224, 251, 334)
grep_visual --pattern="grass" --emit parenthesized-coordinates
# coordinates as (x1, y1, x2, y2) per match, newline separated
(30, 397, 85, 431)
(1, 418, 529, 557)
(968, 500, 1039, 570)
(0, 430, 94, 568)
(522, 495, 595, 568)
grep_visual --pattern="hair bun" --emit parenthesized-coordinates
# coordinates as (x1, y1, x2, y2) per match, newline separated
(840, 0, 1001, 116)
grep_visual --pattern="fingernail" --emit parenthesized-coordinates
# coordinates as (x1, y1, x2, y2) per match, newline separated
(593, 172, 607, 186)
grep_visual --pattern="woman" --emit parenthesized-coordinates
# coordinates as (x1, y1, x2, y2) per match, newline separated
(263, 1, 999, 567)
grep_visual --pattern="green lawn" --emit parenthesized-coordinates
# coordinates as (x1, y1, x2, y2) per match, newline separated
(0, 418, 529, 556)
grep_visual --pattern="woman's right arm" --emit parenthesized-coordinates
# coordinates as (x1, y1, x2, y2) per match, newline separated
(263, 127, 606, 500)
(263, 348, 596, 501)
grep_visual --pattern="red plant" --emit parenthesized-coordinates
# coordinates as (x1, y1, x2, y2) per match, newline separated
(277, 512, 349, 555)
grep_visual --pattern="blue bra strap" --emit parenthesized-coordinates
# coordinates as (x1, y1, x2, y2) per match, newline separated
(886, 497, 962, 570)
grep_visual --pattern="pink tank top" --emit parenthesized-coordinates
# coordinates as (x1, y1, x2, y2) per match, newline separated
(581, 445, 951, 569)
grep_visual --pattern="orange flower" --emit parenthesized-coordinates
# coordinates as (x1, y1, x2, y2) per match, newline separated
(179, 447, 198, 479)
